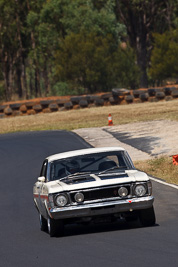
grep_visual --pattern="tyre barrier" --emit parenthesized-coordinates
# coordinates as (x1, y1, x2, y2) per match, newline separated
(0, 105, 7, 112)
(56, 99, 69, 107)
(40, 100, 53, 108)
(26, 102, 34, 109)
(155, 92, 165, 100)
(139, 93, 149, 102)
(148, 97, 158, 102)
(112, 88, 130, 97)
(172, 90, 178, 98)
(79, 99, 88, 108)
(0, 86, 178, 118)
(70, 96, 82, 105)
(33, 104, 42, 112)
(101, 93, 112, 101)
(10, 103, 21, 110)
(109, 96, 119, 105)
(133, 90, 141, 98)
(4, 106, 13, 115)
(125, 95, 134, 103)
(148, 88, 156, 96)
(49, 103, 59, 112)
(94, 98, 104, 107)
(64, 101, 73, 110)
(165, 96, 173, 101)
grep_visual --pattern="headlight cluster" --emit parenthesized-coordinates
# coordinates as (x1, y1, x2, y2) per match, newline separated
(134, 184, 147, 197)
(55, 192, 85, 207)
(55, 194, 68, 207)
(118, 187, 128, 197)
(74, 192, 84, 203)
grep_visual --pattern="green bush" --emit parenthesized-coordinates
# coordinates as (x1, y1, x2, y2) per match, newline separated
(54, 32, 140, 92)
(51, 82, 85, 96)
(149, 30, 178, 84)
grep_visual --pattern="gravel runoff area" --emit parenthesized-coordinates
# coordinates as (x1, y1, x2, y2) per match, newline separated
(73, 120, 178, 162)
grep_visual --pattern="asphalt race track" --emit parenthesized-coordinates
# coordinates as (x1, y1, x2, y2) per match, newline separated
(0, 131, 178, 267)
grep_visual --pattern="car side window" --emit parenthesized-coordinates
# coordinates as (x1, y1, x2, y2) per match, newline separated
(40, 160, 48, 178)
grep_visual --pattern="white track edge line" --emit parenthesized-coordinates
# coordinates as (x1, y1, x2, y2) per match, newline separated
(149, 176, 178, 190)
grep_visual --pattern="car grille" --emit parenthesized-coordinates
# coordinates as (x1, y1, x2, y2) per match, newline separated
(70, 184, 131, 203)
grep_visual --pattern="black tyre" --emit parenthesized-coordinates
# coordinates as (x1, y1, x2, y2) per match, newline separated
(64, 101, 73, 110)
(172, 90, 178, 98)
(79, 99, 88, 108)
(70, 96, 82, 105)
(156, 92, 165, 100)
(132, 90, 141, 98)
(148, 88, 156, 96)
(33, 104, 42, 112)
(109, 96, 119, 105)
(39, 214, 48, 232)
(94, 98, 104, 106)
(163, 87, 172, 96)
(47, 217, 64, 237)
(10, 103, 21, 110)
(112, 88, 130, 96)
(0, 105, 7, 112)
(49, 103, 58, 112)
(139, 206, 156, 227)
(139, 93, 149, 102)
(40, 100, 53, 108)
(125, 95, 134, 103)
(101, 93, 112, 101)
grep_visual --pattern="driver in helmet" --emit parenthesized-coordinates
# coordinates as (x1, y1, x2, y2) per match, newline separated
(65, 160, 80, 175)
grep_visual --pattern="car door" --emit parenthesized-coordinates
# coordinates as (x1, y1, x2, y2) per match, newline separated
(37, 160, 48, 216)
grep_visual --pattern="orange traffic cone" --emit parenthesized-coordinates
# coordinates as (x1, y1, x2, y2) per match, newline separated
(108, 113, 113, 126)
(172, 155, 178, 165)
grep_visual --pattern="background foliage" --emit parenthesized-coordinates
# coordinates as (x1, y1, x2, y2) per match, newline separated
(0, 0, 178, 101)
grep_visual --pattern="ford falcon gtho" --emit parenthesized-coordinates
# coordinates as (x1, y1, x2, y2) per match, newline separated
(33, 147, 156, 237)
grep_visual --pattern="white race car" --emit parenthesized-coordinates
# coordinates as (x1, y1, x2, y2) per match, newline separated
(33, 147, 155, 237)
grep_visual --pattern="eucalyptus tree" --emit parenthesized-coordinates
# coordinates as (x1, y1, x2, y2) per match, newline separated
(0, 0, 29, 100)
(43, 0, 127, 93)
(149, 30, 178, 84)
(115, 0, 178, 88)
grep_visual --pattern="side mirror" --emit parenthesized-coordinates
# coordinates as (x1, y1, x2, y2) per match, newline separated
(38, 176, 45, 183)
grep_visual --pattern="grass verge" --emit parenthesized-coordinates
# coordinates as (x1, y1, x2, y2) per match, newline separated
(134, 156, 178, 185)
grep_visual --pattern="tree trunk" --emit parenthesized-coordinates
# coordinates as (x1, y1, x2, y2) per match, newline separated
(21, 59, 28, 99)
(16, 66, 23, 98)
(136, 33, 148, 88)
(43, 63, 49, 96)
(3, 56, 13, 101)
(35, 67, 41, 97)
(115, 0, 149, 88)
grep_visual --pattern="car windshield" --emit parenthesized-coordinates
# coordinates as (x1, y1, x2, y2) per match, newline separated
(49, 151, 135, 181)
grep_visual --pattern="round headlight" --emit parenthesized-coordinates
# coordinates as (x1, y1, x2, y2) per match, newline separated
(134, 184, 146, 197)
(74, 192, 84, 203)
(118, 187, 128, 197)
(55, 194, 68, 207)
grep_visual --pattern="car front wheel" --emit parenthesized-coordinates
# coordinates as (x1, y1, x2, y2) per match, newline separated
(47, 217, 64, 237)
(139, 206, 156, 227)
(39, 214, 48, 232)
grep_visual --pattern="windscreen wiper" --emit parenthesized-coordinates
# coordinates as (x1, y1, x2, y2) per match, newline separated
(99, 166, 127, 175)
(59, 171, 91, 181)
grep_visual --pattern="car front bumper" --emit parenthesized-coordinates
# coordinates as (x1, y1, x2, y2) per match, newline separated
(49, 196, 154, 220)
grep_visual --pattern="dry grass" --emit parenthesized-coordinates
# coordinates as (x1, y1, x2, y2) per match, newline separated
(1, 99, 178, 134)
(134, 156, 178, 185)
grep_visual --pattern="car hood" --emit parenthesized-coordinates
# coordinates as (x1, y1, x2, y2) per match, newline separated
(47, 170, 149, 194)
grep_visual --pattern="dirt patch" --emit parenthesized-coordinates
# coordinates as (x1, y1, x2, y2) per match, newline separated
(73, 120, 178, 161)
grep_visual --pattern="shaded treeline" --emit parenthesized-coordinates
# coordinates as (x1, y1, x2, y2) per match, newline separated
(0, 0, 178, 101)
